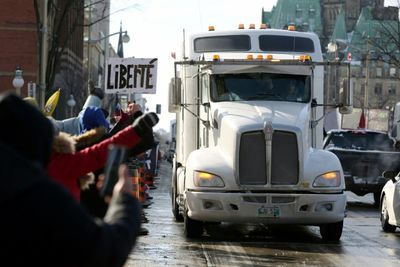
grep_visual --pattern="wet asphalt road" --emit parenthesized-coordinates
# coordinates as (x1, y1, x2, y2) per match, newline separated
(124, 161, 400, 267)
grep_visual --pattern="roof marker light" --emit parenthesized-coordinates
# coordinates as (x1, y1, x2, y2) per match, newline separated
(213, 54, 220, 61)
(246, 54, 254, 60)
(299, 55, 312, 62)
(238, 23, 244, 29)
(260, 23, 267, 29)
(208, 25, 215, 31)
(265, 54, 273, 60)
(256, 55, 263, 60)
(249, 23, 255, 29)
(288, 25, 296, 31)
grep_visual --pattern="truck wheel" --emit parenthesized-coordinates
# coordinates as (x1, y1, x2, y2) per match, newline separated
(380, 195, 397, 232)
(171, 161, 183, 222)
(184, 204, 203, 238)
(172, 184, 183, 222)
(319, 220, 343, 241)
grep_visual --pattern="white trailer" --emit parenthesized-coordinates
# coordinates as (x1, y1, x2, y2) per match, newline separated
(169, 25, 352, 241)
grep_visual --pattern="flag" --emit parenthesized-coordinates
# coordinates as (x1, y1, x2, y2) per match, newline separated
(117, 23, 124, 58)
(358, 109, 366, 129)
(171, 51, 176, 59)
(44, 88, 61, 116)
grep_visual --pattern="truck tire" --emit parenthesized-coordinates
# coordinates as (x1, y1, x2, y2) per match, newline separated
(172, 183, 183, 222)
(380, 195, 397, 233)
(171, 161, 183, 222)
(319, 220, 343, 241)
(184, 203, 203, 238)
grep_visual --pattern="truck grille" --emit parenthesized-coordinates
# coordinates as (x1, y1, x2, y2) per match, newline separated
(239, 130, 299, 185)
(239, 131, 267, 184)
(271, 131, 299, 185)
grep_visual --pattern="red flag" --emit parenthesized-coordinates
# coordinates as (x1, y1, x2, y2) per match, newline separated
(358, 109, 366, 129)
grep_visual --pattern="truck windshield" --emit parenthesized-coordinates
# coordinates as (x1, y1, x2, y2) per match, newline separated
(210, 73, 311, 103)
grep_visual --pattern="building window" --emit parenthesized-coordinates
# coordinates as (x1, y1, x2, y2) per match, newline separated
(374, 83, 382, 95)
(388, 84, 396, 95)
(309, 8, 315, 18)
(296, 8, 302, 19)
(390, 67, 396, 77)
(376, 67, 382, 77)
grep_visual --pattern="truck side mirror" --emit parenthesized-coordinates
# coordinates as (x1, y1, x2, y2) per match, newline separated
(338, 79, 353, 114)
(168, 77, 181, 113)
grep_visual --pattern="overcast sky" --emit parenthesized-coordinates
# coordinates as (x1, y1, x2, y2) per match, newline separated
(109, 0, 398, 131)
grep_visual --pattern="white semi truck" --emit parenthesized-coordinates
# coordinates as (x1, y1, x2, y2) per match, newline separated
(169, 25, 352, 241)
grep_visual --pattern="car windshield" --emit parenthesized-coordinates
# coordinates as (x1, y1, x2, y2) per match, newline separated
(327, 131, 395, 151)
(210, 73, 311, 103)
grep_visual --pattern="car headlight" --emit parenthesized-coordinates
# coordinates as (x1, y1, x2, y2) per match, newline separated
(313, 171, 341, 187)
(193, 171, 225, 187)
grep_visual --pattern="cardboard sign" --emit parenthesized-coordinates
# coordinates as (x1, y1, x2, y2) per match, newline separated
(105, 58, 158, 94)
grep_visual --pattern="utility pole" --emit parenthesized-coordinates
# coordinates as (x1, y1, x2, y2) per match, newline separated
(87, 0, 92, 94)
(39, 0, 48, 110)
(364, 38, 369, 128)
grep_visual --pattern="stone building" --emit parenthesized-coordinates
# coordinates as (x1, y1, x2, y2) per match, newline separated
(262, 0, 400, 130)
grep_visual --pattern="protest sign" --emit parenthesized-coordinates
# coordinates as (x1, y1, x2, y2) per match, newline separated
(105, 57, 157, 94)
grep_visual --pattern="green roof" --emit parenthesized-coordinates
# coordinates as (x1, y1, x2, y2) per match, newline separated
(331, 9, 347, 43)
(349, 7, 399, 60)
(262, 0, 322, 35)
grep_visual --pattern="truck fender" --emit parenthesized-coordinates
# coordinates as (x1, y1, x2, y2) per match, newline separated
(304, 149, 345, 190)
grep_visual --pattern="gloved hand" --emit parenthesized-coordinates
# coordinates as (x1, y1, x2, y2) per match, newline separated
(132, 112, 159, 137)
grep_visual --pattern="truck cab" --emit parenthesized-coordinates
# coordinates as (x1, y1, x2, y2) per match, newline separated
(169, 25, 352, 241)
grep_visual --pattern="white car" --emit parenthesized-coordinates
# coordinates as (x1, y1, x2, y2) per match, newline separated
(380, 171, 400, 232)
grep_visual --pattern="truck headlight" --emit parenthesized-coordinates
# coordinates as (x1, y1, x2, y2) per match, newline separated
(313, 171, 341, 187)
(193, 171, 225, 187)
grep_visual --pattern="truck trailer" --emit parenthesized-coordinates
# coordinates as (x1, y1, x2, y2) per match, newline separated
(169, 25, 352, 241)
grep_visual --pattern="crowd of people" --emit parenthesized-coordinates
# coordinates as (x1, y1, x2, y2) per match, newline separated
(0, 89, 159, 267)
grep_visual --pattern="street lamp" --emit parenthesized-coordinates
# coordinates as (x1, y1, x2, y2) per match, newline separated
(12, 66, 24, 96)
(90, 31, 130, 44)
(87, 29, 130, 86)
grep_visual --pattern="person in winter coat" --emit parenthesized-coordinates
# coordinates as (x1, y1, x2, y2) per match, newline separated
(50, 87, 109, 135)
(47, 110, 159, 202)
(0, 92, 141, 267)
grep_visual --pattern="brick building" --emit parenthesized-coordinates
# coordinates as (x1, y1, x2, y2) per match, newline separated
(0, 0, 85, 119)
(0, 0, 38, 95)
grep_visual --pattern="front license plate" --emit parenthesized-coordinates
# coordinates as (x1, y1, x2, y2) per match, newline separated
(258, 206, 280, 218)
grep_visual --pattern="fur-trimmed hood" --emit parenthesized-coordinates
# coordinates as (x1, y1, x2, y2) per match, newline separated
(52, 132, 76, 154)
(74, 126, 107, 150)
(52, 126, 107, 153)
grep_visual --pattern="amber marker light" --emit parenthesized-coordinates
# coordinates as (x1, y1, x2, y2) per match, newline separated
(238, 23, 244, 29)
(246, 54, 254, 60)
(299, 55, 312, 62)
(249, 23, 255, 29)
(260, 24, 267, 29)
(213, 54, 220, 61)
(208, 25, 215, 31)
(265, 54, 273, 60)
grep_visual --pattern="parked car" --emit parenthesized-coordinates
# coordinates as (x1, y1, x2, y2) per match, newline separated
(323, 129, 400, 206)
(380, 171, 400, 232)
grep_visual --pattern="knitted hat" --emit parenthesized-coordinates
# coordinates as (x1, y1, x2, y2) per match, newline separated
(0, 92, 54, 167)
